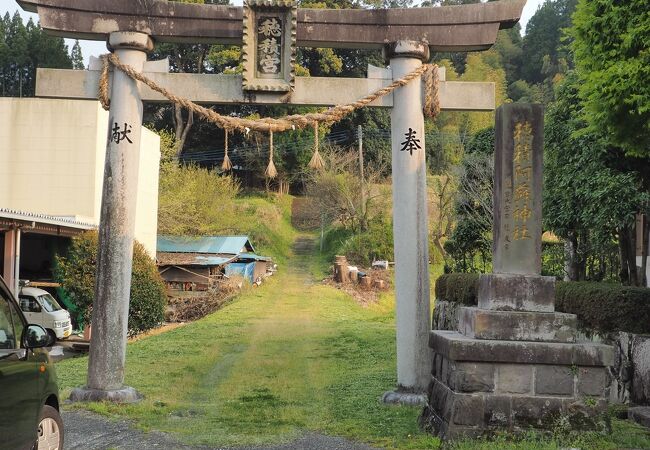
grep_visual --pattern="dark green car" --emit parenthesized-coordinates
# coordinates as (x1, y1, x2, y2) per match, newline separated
(0, 275, 63, 450)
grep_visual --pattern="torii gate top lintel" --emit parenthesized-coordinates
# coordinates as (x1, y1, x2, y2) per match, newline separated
(18, 0, 525, 52)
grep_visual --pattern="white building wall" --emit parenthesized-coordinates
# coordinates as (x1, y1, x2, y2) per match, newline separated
(134, 128, 161, 257)
(0, 98, 160, 256)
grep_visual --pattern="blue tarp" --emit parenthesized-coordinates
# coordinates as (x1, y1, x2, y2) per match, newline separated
(225, 262, 256, 283)
(158, 236, 255, 254)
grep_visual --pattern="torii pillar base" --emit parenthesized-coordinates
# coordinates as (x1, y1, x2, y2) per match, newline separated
(69, 386, 142, 404)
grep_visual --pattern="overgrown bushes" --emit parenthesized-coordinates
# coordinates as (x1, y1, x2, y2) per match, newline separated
(434, 273, 650, 334)
(556, 282, 650, 335)
(158, 160, 241, 236)
(55, 231, 167, 335)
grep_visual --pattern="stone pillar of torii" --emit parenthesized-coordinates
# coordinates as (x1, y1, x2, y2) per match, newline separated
(19, 0, 525, 403)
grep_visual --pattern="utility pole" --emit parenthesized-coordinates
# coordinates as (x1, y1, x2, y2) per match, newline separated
(358, 125, 366, 217)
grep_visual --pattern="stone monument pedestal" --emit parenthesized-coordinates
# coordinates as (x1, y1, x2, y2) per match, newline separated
(421, 273, 613, 439)
(422, 104, 613, 439)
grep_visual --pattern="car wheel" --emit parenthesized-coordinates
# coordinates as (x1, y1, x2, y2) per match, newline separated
(46, 329, 57, 344)
(35, 405, 64, 450)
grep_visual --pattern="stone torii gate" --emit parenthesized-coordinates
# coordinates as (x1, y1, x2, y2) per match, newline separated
(19, 0, 525, 403)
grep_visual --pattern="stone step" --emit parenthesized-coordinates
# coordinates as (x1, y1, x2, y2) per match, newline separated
(478, 273, 556, 312)
(421, 375, 609, 440)
(424, 330, 614, 440)
(429, 330, 614, 367)
(458, 307, 577, 343)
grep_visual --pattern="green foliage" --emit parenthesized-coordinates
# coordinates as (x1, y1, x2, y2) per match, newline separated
(232, 194, 296, 266)
(521, 0, 576, 84)
(571, 0, 650, 157)
(556, 281, 650, 335)
(544, 73, 648, 282)
(541, 241, 565, 279)
(508, 79, 544, 104)
(444, 219, 491, 273)
(129, 242, 168, 334)
(70, 39, 84, 70)
(339, 216, 394, 267)
(0, 12, 72, 97)
(207, 45, 242, 73)
(53, 232, 97, 323)
(157, 162, 241, 236)
(434, 273, 479, 306)
(444, 127, 494, 273)
(54, 231, 166, 335)
(307, 147, 392, 266)
(436, 273, 650, 335)
(466, 126, 494, 155)
(459, 52, 509, 134)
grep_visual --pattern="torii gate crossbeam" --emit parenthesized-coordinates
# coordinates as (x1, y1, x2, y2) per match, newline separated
(18, 0, 524, 50)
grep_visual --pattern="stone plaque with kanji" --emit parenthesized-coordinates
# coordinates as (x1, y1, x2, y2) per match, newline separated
(242, 0, 296, 92)
(493, 104, 544, 275)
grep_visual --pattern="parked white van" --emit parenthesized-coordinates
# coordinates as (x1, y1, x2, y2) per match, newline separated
(18, 287, 72, 341)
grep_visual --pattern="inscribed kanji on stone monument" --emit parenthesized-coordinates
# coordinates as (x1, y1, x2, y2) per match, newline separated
(493, 104, 544, 275)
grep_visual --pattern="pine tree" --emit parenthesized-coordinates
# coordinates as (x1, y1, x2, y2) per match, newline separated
(70, 39, 84, 70)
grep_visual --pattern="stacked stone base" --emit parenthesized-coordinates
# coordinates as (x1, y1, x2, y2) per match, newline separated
(422, 274, 614, 439)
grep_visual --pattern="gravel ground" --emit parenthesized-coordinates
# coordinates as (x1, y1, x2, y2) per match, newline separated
(62, 410, 380, 450)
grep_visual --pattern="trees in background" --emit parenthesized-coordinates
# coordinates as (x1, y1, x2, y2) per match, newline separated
(543, 74, 648, 285)
(562, 0, 650, 285)
(434, 0, 649, 285)
(443, 128, 494, 273)
(305, 147, 393, 265)
(571, 0, 650, 159)
(70, 40, 84, 69)
(0, 12, 72, 97)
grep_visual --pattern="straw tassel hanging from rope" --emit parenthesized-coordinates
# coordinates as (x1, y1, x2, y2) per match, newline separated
(221, 129, 233, 171)
(265, 130, 278, 178)
(308, 122, 325, 170)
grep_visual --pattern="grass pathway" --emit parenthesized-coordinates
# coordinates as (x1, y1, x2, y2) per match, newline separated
(57, 235, 438, 449)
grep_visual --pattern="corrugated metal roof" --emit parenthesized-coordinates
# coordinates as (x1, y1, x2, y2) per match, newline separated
(0, 207, 95, 229)
(157, 235, 255, 255)
(237, 253, 271, 262)
(156, 252, 237, 266)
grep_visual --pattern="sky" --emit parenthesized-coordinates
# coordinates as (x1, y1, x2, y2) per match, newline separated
(2, 0, 545, 66)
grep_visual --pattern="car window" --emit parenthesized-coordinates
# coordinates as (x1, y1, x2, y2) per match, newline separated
(38, 294, 62, 312)
(19, 295, 41, 313)
(8, 302, 24, 348)
(0, 297, 17, 350)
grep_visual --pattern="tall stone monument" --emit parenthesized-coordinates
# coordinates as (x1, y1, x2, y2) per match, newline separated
(421, 104, 613, 438)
